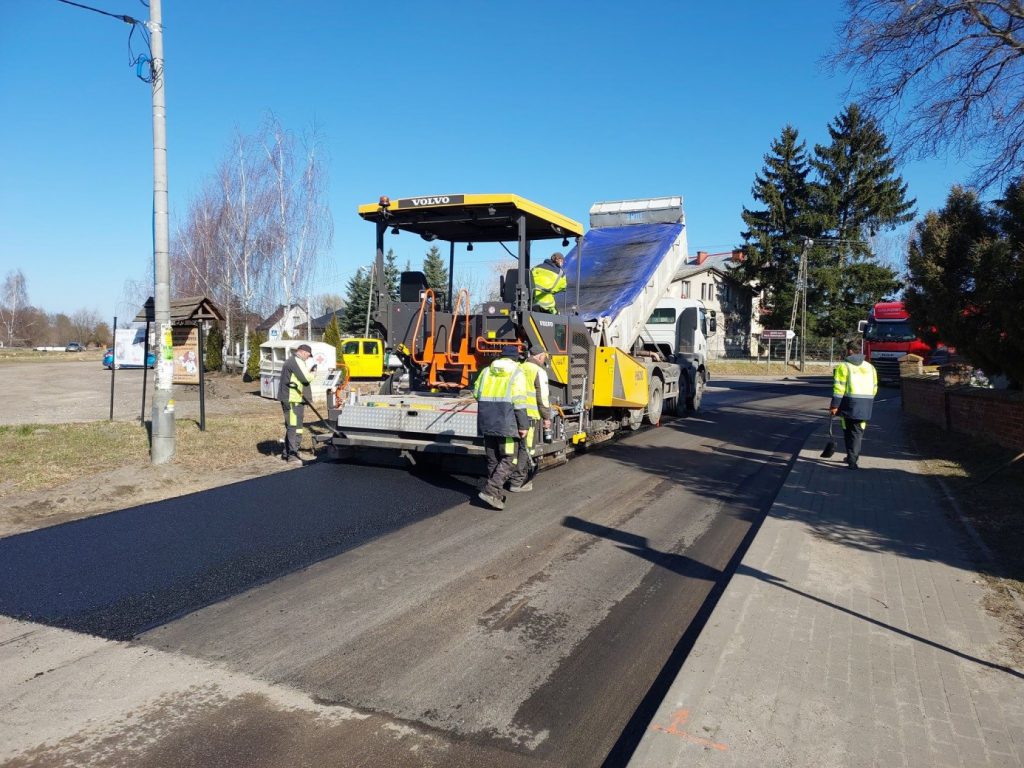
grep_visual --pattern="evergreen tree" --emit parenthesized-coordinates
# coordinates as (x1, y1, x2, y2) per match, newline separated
(384, 248, 401, 300)
(739, 125, 818, 331)
(245, 330, 266, 381)
(422, 245, 449, 303)
(905, 182, 1024, 387)
(341, 266, 371, 335)
(205, 324, 224, 372)
(323, 313, 344, 366)
(810, 104, 914, 336)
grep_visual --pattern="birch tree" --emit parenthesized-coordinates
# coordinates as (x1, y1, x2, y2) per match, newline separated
(0, 269, 29, 346)
(263, 115, 333, 312)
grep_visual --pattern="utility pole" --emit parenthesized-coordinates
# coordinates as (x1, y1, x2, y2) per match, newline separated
(789, 238, 812, 372)
(148, 0, 174, 464)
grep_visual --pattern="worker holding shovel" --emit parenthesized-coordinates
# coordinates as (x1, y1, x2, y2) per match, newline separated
(828, 341, 879, 470)
(278, 343, 317, 463)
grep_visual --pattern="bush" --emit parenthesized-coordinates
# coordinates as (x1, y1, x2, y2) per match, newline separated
(205, 325, 224, 372)
(245, 330, 265, 381)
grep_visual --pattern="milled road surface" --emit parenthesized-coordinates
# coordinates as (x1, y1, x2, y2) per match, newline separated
(0, 377, 829, 767)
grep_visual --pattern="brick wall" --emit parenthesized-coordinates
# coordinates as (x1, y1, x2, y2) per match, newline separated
(901, 374, 1024, 449)
(901, 376, 948, 429)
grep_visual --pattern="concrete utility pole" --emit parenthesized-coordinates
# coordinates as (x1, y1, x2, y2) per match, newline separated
(148, 0, 175, 464)
(789, 238, 812, 373)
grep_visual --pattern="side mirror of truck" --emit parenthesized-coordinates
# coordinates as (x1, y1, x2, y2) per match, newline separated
(857, 320, 867, 333)
(709, 311, 717, 334)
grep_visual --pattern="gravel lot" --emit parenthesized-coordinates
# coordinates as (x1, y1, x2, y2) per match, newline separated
(1, 360, 271, 425)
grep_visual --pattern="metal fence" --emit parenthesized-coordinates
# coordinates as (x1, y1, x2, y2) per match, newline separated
(709, 334, 849, 366)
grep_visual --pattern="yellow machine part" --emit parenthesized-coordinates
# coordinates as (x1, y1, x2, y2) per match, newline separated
(549, 354, 569, 385)
(592, 347, 648, 408)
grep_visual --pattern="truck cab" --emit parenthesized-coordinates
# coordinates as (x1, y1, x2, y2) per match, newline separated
(864, 301, 932, 382)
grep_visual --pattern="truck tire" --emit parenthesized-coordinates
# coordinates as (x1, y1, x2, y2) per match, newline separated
(687, 369, 705, 413)
(645, 377, 664, 425)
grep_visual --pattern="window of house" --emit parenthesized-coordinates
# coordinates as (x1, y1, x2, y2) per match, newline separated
(700, 283, 706, 301)
(680, 281, 690, 299)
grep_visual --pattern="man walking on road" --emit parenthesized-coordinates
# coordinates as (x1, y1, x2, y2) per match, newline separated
(508, 348, 552, 493)
(474, 346, 531, 510)
(830, 341, 878, 470)
(278, 343, 317, 463)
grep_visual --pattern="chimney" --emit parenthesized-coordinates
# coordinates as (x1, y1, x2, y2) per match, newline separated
(696, 250, 709, 265)
(731, 249, 745, 263)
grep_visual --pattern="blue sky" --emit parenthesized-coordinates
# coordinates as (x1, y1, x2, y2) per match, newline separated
(0, 1, 972, 317)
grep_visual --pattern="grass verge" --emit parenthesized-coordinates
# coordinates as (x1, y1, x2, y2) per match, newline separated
(0, 411, 283, 496)
(711, 360, 834, 376)
(906, 417, 1024, 648)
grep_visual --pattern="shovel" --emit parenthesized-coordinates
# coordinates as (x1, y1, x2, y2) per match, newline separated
(820, 415, 837, 458)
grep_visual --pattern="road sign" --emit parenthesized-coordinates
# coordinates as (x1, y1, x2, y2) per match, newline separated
(761, 329, 795, 340)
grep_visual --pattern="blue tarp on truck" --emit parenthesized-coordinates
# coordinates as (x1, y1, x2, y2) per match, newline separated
(563, 222, 684, 323)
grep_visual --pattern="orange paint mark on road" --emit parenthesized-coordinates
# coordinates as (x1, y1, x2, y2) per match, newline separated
(651, 708, 729, 752)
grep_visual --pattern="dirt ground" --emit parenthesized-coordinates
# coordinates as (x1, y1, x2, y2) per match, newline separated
(0, 360, 270, 425)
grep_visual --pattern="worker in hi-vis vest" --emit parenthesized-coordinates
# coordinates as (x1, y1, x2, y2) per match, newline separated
(473, 346, 531, 510)
(507, 348, 552, 493)
(829, 341, 878, 470)
(531, 252, 567, 313)
(277, 343, 317, 463)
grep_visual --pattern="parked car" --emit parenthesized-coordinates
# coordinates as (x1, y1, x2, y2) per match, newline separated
(65, 342, 85, 352)
(103, 347, 156, 369)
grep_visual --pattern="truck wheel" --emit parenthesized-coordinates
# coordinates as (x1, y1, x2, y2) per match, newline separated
(645, 377, 663, 425)
(687, 370, 705, 413)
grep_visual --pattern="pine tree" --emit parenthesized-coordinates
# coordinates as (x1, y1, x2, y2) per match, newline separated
(341, 266, 371, 335)
(384, 248, 401, 300)
(810, 104, 914, 336)
(739, 125, 818, 331)
(422, 245, 449, 302)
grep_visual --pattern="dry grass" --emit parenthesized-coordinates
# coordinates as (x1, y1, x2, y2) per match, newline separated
(0, 348, 105, 364)
(0, 411, 284, 496)
(906, 418, 1024, 608)
(711, 360, 834, 376)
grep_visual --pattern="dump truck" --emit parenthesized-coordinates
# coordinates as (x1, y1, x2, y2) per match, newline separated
(324, 194, 705, 472)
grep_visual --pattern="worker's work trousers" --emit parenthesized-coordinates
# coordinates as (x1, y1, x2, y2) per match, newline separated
(282, 401, 305, 457)
(508, 423, 537, 488)
(840, 417, 866, 467)
(483, 434, 524, 498)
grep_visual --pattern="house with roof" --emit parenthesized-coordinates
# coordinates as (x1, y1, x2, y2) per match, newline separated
(668, 249, 763, 357)
(256, 304, 311, 341)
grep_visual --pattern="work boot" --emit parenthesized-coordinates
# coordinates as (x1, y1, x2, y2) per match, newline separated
(478, 491, 505, 510)
(507, 482, 533, 493)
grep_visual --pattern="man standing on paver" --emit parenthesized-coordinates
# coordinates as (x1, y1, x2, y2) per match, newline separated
(829, 341, 878, 469)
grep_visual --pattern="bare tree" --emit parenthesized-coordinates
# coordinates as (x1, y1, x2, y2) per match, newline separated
(831, 1, 1024, 187)
(0, 269, 29, 346)
(263, 115, 333, 310)
(69, 308, 102, 345)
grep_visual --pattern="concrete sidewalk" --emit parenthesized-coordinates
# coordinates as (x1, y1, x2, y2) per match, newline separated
(629, 398, 1024, 768)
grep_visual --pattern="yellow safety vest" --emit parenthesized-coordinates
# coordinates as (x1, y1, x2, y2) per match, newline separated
(473, 358, 530, 436)
(531, 262, 567, 313)
(832, 359, 878, 421)
(519, 360, 550, 420)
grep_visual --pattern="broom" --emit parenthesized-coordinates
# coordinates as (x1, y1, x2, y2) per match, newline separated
(820, 414, 837, 458)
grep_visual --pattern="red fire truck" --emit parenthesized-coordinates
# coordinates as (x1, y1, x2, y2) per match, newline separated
(862, 301, 935, 382)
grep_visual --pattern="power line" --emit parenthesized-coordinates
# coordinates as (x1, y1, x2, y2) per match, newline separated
(54, 0, 137, 24)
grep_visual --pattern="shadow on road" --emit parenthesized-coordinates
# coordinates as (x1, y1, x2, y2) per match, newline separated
(0, 462, 473, 640)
